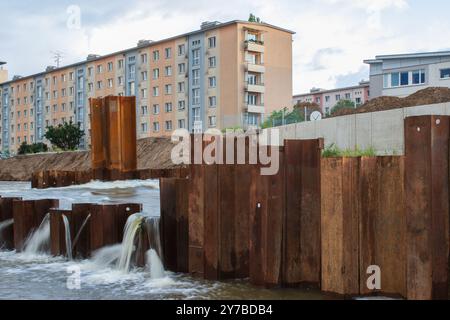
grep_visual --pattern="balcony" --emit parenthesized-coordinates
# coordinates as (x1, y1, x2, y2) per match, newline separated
(245, 82, 265, 93)
(246, 63, 265, 74)
(245, 40, 265, 53)
(245, 103, 265, 114)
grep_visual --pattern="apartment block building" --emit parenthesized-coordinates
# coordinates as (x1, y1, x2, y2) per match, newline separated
(293, 80, 370, 115)
(364, 51, 450, 98)
(0, 20, 294, 154)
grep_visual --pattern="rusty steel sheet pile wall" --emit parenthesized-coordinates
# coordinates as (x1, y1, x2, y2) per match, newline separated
(404, 115, 449, 300)
(49, 203, 142, 259)
(90, 96, 137, 180)
(0, 197, 22, 249)
(159, 135, 323, 288)
(12, 199, 59, 251)
(321, 156, 406, 297)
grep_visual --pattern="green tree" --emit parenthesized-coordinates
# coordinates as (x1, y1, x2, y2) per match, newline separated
(44, 121, 85, 151)
(330, 99, 355, 115)
(248, 13, 261, 23)
(18, 142, 48, 155)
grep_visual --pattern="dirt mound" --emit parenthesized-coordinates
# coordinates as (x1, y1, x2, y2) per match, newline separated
(330, 87, 450, 117)
(0, 137, 179, 181)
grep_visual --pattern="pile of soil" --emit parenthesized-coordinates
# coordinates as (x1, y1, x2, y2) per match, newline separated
(330, 87, 450, 117)
(0, 137, 179, 181)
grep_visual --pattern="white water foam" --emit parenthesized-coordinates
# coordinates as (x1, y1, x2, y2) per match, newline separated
(23, 213, 51, 256)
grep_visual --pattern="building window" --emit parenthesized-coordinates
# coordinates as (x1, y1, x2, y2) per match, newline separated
(356, 97, 362, 105)
(153, 50, 160, 61)
(192, 69, 200, 86)
(141, 105, 148, 115)
(165, 48, 172, 59)
(335, 94, 341, 101)
(141, 88, 147, 99)
(118, 76, 123, 86)
(178, 82, 185, 93)
(178, 63, 186, 74)
(107, 62, 113, 72)
(192, 49, 200, 66)
(141, 122, 148, 133)
(165, 66, 172, 76)
(208, 36, 216, 48)
(400, 72, 409, 86)
(179, 44, 186, 56)
(153, 68, 160, 79)
(165, 120, 172, 131)
(192, 88, 200, 105)
(209, 96, 217, 107)
(108, 79, 113, 88)
(440, 68, 450, 79)
(325, 96, 330, 102)
(118, 59, 124, 69)
(208, 116, 216, 127)
(178, 100, 186, 110)
(141, 71, 148, 81)
(178, 119, 186, 129)
(153, 104, 160, 114)
(165, 102, 173, 113)
(97, 65, 103, 74)
(208, 56, 216, 68)
(345, 93, 351, 100)
(141, 54, 148, 64)
(97, 81, 103, 90)
(165, 84, 172, 95)
(153, 86, 159, 97)
(153, 122, 160, 132)
(209, 76, 216, 88)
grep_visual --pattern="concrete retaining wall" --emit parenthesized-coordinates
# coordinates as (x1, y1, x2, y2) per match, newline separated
(263, 102, 450, 155)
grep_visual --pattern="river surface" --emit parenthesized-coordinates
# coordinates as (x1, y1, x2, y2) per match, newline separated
(0, 180, 325, 300)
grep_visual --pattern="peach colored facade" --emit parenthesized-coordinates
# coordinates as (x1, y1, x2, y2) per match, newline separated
(1, 20, 294, 154)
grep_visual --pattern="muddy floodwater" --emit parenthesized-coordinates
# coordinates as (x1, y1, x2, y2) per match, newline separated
(0, 180, 325, 300)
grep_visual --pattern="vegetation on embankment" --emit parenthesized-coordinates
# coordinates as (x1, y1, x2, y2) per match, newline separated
(0, 137, 179, 181)
(322, 143, 377, 158)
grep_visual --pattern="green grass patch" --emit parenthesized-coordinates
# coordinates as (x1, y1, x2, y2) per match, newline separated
(322, 143, 377, 158)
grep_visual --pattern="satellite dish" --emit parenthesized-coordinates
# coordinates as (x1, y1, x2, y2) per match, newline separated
(310, 111, 322, 121)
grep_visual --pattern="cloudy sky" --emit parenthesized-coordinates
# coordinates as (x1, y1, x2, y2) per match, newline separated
(1, 0, 449, 94)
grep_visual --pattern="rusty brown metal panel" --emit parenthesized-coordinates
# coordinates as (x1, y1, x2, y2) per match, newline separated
(299, 139, 322, 284)
(188, 164, 205, 276)
(89, 204, 105, 252)
(49, 209, 72, 257)
(160, 178, 177, 272)
(264, 147, 285, 287)
(321, 157, 359, 295)
(0, 197, 21, 250)
(358, 157, 378, 295)
(176, 179, 189, 273)
(105, 96, 121, 171)
(377, 157, 406, 297)
(89, 98, 105, 170)
(405, 116, 450, 300)
(119, 96, 137, 173)
(234, 163, 252, 279)
(249, 163, 267, 286)
(12, 200, 32, 251)
(117, 203, 142, 242)
(283, 140, 303, 285)
(219, 164, 236, 279)
(341, 157, 360, 296)
(203, 164, 219, 280)
(71, 203, 92, 258)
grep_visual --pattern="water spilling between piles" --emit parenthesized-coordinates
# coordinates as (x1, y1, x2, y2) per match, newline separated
(61, 214, 73, 260)
(23, 213, 51, 255)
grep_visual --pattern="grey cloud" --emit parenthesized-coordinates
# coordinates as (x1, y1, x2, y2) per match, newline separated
(308, 47, 343, 71)
(334, 66, 369, 88)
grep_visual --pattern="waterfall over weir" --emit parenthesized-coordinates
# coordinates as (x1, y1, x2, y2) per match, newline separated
(117, 214, 145, 272)
(23, 213, 51, 255)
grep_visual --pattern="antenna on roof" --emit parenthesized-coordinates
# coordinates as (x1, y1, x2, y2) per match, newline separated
(51, 50, 65, 68)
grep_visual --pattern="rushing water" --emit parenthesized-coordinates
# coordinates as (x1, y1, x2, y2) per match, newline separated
(62, 215, 73, 260)
(0, 180, 326, 300)
(23, 213, 51, 255)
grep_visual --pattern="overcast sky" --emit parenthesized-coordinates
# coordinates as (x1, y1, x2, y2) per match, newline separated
(1, 0, 449, 94)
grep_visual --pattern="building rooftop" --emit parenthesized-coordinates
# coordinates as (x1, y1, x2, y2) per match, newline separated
(0, 61, 5, 66)
(0, 20, 295, 86)
(293, 80, 369, 98)
(364, 50, 450, 64)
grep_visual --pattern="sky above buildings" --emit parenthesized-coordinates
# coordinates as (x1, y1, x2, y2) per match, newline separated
(1, 0, 449, 94)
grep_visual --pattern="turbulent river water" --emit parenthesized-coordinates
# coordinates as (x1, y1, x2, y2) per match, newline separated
(0, 180, 324, 300)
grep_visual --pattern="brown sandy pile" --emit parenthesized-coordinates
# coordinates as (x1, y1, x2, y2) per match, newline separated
(0, 137, 179, 181)
(331, 87, 450, 117)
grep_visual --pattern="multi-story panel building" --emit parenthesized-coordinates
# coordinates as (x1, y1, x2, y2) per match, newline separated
(293, 80, 370, 115)
(0, 20, 294, 155)
(364, 51, 450, 99)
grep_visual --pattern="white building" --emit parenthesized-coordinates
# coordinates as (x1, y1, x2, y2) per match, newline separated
(364, 51, 450, 99)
